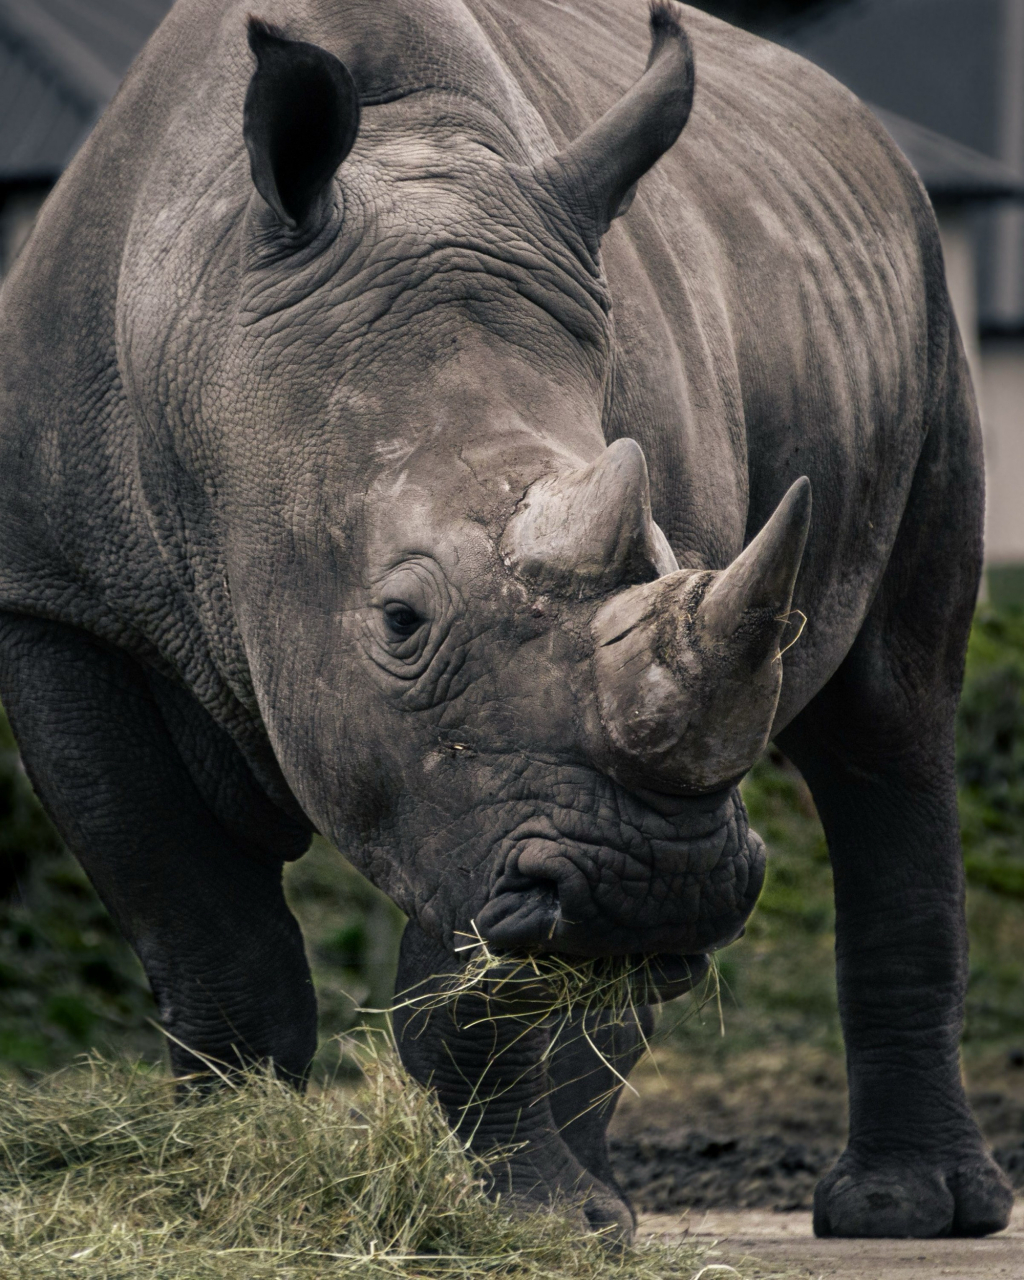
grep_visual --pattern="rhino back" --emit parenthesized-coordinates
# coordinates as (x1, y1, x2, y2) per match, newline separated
(467, 0, 954, 726)
(0, 0, 960, 738)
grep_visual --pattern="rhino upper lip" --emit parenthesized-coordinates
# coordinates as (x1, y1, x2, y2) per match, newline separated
(474, 800, 758, 957)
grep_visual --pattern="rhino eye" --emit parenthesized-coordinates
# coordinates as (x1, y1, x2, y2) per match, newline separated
(383, 602, 422, 639)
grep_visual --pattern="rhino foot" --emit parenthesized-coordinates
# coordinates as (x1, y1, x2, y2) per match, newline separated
(813, 1148, 1012, 1238)
(499, 1145, 635, 1243)
(580, 1180, 635, 1241)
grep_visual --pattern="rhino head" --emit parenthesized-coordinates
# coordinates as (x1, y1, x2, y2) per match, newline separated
(222, 4, 809, 978)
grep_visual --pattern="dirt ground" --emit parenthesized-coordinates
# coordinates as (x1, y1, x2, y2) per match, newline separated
(640, 1204, 1024, 1279)
(608, 1044, 1024, 1214)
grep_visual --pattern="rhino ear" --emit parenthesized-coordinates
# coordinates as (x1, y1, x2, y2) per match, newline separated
(539, 1, 693, 248)
(244, 17, 360, 230)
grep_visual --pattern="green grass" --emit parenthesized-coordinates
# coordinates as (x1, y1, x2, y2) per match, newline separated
(0, 708, 405, 1074)
(958, 604, 1024, 898)
(957, 608, 1024, 1047)
(283, 838, 405, 1078)
(0, 1046, 733, 1280)
(661, 749, 842, 1059)
(664, 602, 1024, 1060)
(0, 714, 156, 1072)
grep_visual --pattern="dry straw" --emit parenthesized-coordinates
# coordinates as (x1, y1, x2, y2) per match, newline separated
(0, 1043, 759, 1280)
(391, 925, 724, 1096)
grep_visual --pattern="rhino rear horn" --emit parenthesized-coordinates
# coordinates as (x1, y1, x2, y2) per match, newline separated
(500, 439, 678, 597)
(244, 18, 360, 230)
(538, 2, 694, 245)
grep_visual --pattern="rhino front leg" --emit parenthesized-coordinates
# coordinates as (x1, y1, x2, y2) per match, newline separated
(782, 700, 1011, 1237)
(0, 612, 318, 1082)
(393, 922, 636, 1237)
(545, 1004, 654, 1226)
(777, 486, 1011, 1234)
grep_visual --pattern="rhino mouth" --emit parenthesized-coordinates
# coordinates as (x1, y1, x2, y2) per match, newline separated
(473, 791, 765, 960)
(452, 948, 711, 1011)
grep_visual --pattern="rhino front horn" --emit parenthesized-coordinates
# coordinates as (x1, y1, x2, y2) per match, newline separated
(592, 478, 812, 793)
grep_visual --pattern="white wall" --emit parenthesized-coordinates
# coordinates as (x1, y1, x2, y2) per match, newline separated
(940, 211, 1024, 567)
(980, 336, 1024, 564)
(940, 213, 983, 387)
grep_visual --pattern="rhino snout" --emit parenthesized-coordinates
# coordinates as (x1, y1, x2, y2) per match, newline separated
(473, 795, 766, 960)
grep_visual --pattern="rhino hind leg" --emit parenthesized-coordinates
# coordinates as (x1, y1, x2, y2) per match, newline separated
(0, 612, 317, 1083)
(776, 339, 1011, 1239)
(393, 922, 637, 1238)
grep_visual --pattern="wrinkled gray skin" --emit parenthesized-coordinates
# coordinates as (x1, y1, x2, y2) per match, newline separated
(0, 0, 1012, 1242)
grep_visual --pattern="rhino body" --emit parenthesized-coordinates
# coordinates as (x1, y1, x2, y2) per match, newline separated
(0, 0, 1011, 1240)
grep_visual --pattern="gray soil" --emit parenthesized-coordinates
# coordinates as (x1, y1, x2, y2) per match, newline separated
(640, 1205, 1024, 1279)
(607, 1045, 1024, 1214)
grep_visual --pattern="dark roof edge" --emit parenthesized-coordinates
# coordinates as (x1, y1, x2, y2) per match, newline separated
(872, 106, 1024, 204)
(980, 320, 1024, 340)
(0, 0, 120, 110)
(0, 163, 73, 186)
(0, 108, 96, 185)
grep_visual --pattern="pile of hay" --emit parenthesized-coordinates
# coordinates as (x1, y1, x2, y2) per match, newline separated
(0, 1045, 732, 1279)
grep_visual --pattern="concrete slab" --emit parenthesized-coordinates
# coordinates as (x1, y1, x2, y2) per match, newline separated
(639, 1202, 1024, 1279)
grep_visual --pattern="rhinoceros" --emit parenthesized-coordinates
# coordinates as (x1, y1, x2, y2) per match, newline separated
(0, 0, 1011, 1242)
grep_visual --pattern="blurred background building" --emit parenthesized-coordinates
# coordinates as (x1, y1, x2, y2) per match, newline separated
(0, 0, 172, 270)
(781, 0, 1024, 601)
(1, 0, 1023, 595)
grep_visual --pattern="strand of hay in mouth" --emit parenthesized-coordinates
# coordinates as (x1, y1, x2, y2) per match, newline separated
(389, 925, 724, 1097)
(0, 1041, 741, 1280)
